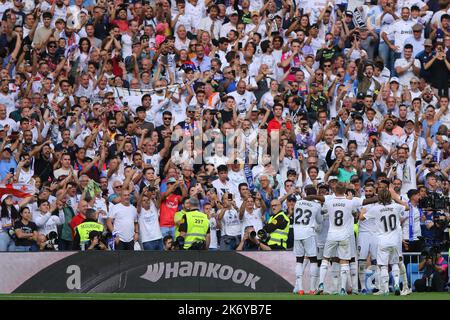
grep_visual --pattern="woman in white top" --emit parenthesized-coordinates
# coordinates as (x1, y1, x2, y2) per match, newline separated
(32, 199, 64, 237)
(259, 79, 280, 109)
(239, 195, 266, 237)
(137, 190, 163, 250)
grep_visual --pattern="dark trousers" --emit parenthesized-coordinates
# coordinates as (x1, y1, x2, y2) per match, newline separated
(58, 239, 73, 251)
(116, 240, 134, 250)
(402, 239, 424, 252)
(414, 273, 445, 292)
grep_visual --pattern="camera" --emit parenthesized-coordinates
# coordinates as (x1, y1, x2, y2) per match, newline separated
(249, 231, 257, 239)
(43, 231, 59, 250)
(172, 236, 185, 250)
(257, 229, 270, 242)
(419, 192, 449, 211)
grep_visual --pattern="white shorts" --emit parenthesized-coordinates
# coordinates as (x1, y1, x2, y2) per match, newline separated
(294, 237, 317, 257)
(323, 238, 351, 260)
(377, 245, 400, 266)
(357, 232, 378, 261)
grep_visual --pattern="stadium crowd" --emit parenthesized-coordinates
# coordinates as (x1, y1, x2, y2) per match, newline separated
(0, 0, 449, 292)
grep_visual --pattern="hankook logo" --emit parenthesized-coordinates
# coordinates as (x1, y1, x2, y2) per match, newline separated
(140, 261, 261, 290)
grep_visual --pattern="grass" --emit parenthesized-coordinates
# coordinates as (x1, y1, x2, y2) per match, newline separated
(0, 292, 449, 300)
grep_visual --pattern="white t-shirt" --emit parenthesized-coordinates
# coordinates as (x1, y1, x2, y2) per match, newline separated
(293, 200, 322, 240)
(139, 202, 163, 243)
(221, 208, 241, 237)
(348, 130, 368, 156)
(394, 57, 421, 86)
(323, 195, 363, 241)
(401, 204, 421, 241)
(209, 214, 218, 249)
(365, 202, 404, 247)
(108, 203, 138, 242)
(228, 90, 257, 117)
(241, 208, 264, 237)
(32, 210, 64, 236)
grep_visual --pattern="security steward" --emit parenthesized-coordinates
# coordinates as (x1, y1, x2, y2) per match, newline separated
(261, 199, 290, 250)
(73, 209, 104, 250)
(178, 198, 210, 250)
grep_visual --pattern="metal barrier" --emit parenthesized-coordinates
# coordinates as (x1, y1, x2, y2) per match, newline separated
(403, 252, 449, 291)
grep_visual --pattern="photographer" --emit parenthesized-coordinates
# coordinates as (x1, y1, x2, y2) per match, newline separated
(73, 209, 104, 251)
(237, 225, 271, 251)
(85, 230, 108, 251)
(415, 250, 448, 292)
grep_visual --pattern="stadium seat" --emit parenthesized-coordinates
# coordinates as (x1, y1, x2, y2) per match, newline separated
(406, 263, 422, 291)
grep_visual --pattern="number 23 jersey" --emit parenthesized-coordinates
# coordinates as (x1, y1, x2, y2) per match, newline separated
(293, 200, 323, 240)
(323, 195, 363, 241)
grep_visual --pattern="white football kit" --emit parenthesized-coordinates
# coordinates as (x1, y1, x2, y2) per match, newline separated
(293, 200, 323, 257)
(364, 203, 404, 266)
(358, 203, 379, 261)
(323, 196, 363, 260)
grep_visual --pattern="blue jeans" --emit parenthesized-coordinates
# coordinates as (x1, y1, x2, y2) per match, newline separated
(142, 239, 163, 251)
(219, 235, 241, 251)
(0, 232, 15, 252)
(160, 227, 175, 239)
(58, 239, 73, 251)
(15, 246, 31, 252)
(378, 42, 396, 75)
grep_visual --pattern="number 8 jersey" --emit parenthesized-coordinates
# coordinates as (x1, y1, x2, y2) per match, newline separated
(293, 200, 323, 240)
(323, 195, 363, 241)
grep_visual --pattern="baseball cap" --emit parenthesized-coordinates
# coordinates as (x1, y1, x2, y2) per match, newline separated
(424, 39, 433, 46)
(230, 10, 238, 16)
(1, 194, 12, 203)
(346, 10, 354, 16)
(412, 23, 423, 31)
(389, 77, 399, 84)
(287, 195, 297, 202)
(251, 11, 259, 17)
(251, 105, 258, 112)
(328, 176, 338, 181)
(187, 105, 196, 111)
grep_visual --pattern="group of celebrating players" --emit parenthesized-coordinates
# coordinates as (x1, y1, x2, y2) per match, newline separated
(292, 181, 413, 296)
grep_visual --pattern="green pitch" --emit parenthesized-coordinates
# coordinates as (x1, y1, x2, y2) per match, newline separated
(0, 292, 449, 300)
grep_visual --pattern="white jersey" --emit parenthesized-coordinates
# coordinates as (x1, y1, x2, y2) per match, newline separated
(364, 203, 404, 247)
(293, 200, 323, 240)
(359, 203, 377, 233)
(323, 195, 363, 241)
(220, 209, 242, 237)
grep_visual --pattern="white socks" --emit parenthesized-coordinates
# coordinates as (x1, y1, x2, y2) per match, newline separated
(340, 264, 350, 292)
(350, 261, 358, 292)
(319, 259, 330, 285)
(310, 262, 319, 292)
(379, 266, 389, 293)
(295, 263, 304, 291)
(392, 264, 400, 288)
(399, 260, 409, 289)
(331, 262, 340, 292)
(358, 261, 367, 291)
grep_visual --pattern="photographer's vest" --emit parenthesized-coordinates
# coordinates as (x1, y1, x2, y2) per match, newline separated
(76, 221, 104, 244)
(184, 210, 209, 250)
(267, 211, 290, 249)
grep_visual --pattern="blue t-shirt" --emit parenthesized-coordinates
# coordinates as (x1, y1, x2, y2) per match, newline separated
(0, 158, 17, 180)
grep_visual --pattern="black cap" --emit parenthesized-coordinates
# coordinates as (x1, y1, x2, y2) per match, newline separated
(287, 195, 297, 202)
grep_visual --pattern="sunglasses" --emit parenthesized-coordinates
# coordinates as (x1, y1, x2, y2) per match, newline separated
(163, 117, 172, 120)
(49, 45, 57, 48)
(114, 185, 122, 189)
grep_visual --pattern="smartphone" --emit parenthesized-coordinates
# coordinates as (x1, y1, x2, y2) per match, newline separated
(9, 168, 15, 174)
(228, 194, 233, 201)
